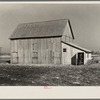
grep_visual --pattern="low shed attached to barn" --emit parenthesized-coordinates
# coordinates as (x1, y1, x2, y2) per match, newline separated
(9, 19, 92, 65)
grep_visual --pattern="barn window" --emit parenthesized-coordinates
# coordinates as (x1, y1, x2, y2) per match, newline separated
(32, 52, 38, 64)
(63, 48, 66, 52)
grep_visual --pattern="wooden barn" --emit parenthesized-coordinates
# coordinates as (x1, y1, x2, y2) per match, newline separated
(9, 19, 92, 65)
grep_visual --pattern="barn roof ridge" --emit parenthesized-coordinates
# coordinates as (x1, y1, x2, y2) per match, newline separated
(19, 18, 69, 25)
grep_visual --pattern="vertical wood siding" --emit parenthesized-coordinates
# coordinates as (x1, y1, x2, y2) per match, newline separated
(11, 37, 61, 64)
(62, 43, 82, 65)
(62, 43, 91, 65)
(11, 40, 18, 64)
(61, 21, 73, 43)
(17, 40, 23, 64)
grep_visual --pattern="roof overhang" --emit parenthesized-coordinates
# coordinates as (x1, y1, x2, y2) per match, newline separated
(61, 41, 92, 53)
(68, 20, 75, 39)
(9, 35, 62, 40)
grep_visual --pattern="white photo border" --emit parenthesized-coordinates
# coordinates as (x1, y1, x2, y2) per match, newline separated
(0, 1, 100, 99)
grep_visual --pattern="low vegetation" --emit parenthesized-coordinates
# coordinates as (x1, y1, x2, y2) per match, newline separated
(0, 63, 100, 86)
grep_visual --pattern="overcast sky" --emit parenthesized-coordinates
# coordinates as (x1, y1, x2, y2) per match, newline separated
(0, 3, 100, 53)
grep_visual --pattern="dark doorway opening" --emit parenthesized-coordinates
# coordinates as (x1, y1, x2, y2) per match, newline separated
(77, 52, 84, 65)
(71, 52, 84, 65)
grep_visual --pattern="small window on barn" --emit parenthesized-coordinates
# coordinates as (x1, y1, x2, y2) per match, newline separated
(63, 48, 66, 52)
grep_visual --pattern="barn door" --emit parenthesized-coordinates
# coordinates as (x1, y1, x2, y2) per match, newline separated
(32, 42, 38, 64)
(77, 52, 84, 65)
(32, 52, 38, 64)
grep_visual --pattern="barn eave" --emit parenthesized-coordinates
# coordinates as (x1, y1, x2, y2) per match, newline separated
(9, 35, 62, 40)
(61, 41, 92, 53)
(68, 20, 75, 39)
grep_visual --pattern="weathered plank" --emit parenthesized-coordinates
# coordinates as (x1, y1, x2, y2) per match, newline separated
(28, 39, 32, 64)
(11, 40, 17, 53)
(23, 39, 29, 64)
(37, 39, 41, 64)
(17, 40, 23, 64)
(11, 40, 18, 64)
(10, 41, 13, 63)
(32, 39, 38, 64)
(12, 52, 18, 64)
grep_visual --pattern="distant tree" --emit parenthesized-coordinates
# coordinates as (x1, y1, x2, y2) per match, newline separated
(91, 50, 100, 55)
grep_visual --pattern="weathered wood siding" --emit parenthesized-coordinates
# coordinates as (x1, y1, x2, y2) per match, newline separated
(10, 40, 18, 64)
(61, 21, 73, 42)
(11, 37, 61, 64)
(84, 53, 92, 64)
(62, 43, 91, 65)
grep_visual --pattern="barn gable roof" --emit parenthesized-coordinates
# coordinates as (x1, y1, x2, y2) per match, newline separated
(62, 41, 91, 53)
(9, 19, 74, 39)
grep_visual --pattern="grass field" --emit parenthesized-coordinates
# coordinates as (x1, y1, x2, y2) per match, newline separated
(0, 63, 100, 86)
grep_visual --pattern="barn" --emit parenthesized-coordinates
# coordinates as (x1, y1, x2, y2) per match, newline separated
(9, 19, 92, 65)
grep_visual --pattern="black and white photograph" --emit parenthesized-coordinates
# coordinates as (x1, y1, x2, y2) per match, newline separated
(0, 2, 100, 86)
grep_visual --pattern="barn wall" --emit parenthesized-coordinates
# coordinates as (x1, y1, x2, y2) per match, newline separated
(61, 22, 73, 43)
(11, 39, 91, 65)
(10, 40, 18, 64)
(31, 37, 61, 64)
(61, 43, 91, 65)
(84, 53, 92, 64)
(11, 37, 61, 64)
(62, 43, 82, 65)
